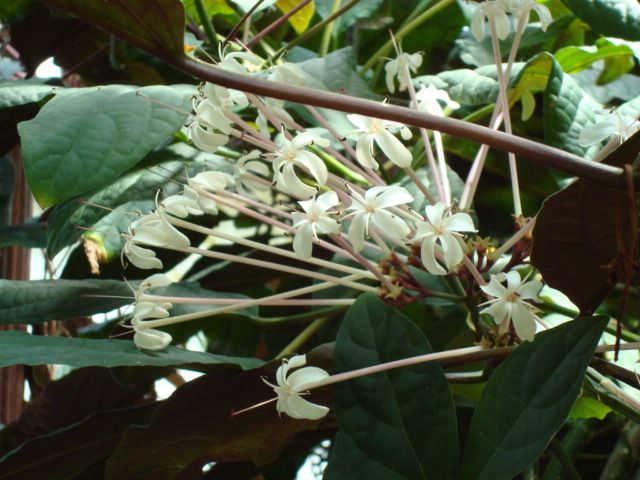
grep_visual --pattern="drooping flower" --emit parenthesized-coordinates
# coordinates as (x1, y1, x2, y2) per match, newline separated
(415, 84, 460, 116)
(161, 186, 209, 218)
(385, 51, 423, 94)
(187, 99, 232, 153)
(132, 324, 173, 351)
(347, 114, 413, 169)
(203, 82, 249, 111)
(291, 191, 341, 258)
(501, 0, 552, 31)
(579, 110, 640, 147)
(471, 1, 511, 41)
(185, 170, 235, 214)
(344, 185, 413, 252)
(128, 274, 174, 350)
(480, 270, 542, 341)
(217, 47, 261, 75)
(266, 131, 330, 199)
(413, 202, 476, 275)
(129, 210, 191, 250)
(121, 231, 163, 270)
(262, 354, 330, 420)
(234, 150, 271, 197)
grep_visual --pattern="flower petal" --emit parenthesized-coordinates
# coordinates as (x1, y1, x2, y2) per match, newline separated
(420, 236, 447, 275)
(355, 134, 378, 170)
(133, 328, 172, 350)
(375, 129, 412, 168)
(293, 222, 313, 258)
(282, 393, 330, 420)
(511, 302, 536, 341)
(348, 212, 369, 252)
(440, 234, 464, 270)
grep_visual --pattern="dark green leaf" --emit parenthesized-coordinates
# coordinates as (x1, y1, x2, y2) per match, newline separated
(0, 0, 34, 23)
(462, 316, 608, 480)
(42, 0, 187, 57)
(543, 57, 601, 158)
(0, 279, 131, 325)
(105, 362, 330, 480)
(324, 293, 459, 480)
(18, 85, 192, 207)
(0, 403, 156, 480)
(0, 220, 46, 248)
(563, 0, 640, 41)
(0, 331, 263, 369)
(0, 79, 59, 109)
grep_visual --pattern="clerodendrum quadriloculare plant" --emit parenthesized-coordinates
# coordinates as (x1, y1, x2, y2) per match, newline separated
(115, 0, 640, 422)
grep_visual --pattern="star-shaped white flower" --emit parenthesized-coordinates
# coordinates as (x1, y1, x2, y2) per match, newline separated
(415, 84, 460, 116)
(266, 131, 330, 199)
(385, 51, 423, 93)
(291, 191, 341, 258)
(347, 114, 413, 169)
(579, 110, 640, 147)
(344, 185, 413, 252)
(413, 202, 476, 275)
(263, 354, 330, 420)
(471, 1, 511, 41)
(480, 270, 542, 341)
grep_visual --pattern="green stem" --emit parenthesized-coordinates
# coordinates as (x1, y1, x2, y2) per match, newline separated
(256, 305, 348, 326)
(193, 0, 218, 49)
(277, 317, 329, 358)
(319, 0, 341, 57)
(359, 0, 455, 75)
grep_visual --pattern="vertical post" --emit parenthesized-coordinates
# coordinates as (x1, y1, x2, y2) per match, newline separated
(0, 146, 31, 425)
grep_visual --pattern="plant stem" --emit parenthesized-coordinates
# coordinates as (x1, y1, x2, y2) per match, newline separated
(193, 0, 218, 49)
(248, 0, 313, 48)
(548, 438, 584, 480)
(360, 0, 455, 74)
(319, 0, 341, 56)
(277, 317, 329, 358)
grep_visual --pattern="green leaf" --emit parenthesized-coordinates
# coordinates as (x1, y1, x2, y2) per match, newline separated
(0, 0, 34, 23)
(554, 43, 635, 79)
(276, 0, 315, 34)
(0, 279, 132, 325)
(563, 0, 640, 41)
(0, 330, 262, 369)
(42, 0, 187, 57)
(315, 0, 384, 34)
(462, 316, 608, 480)
(105, 362, 328, 479)
(543, 57, 601, 158)
(324, 293, 460, 480)
(298, 47, 377, 100)
(0, 404, 156, 480)
(0, 79, 59, 109)
(568, 396, 612, 420)
(0, 221, 46, 248)
(18, 85, 192, 207)
(45, 144, 205, 257)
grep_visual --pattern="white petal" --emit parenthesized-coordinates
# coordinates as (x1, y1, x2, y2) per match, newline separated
(425, 202, 446, 226)
(347, 114, 369, 131)
(296, 150, 328, 186)
(189, 124, 228, 153)
(505, 271, 522, 291)
(348, 213, 369, 252)
(420, 236, 447, 275)
(278, 164, 317, 199)
(578, 122, 617, 147)
(480, 275, 508, 298)
(518, 280, 542, 300)
(511, 302, 536, 341)
(375, 129, 412, 168)
(495, 11, 511, 40)
(288, 366, 330, 389)
(355, 134, 378, 170)
(133, 328, 172, 350)
(375, 186, 414, 209)
(440, 234, 464, 269)
(287, 355, 307, 370)
(315, 191, 340, 212)
(293, 222, 314, 258)
(281, 393, 329, 420)
(371, 210, 410, 240)
(384, 60, 398, 94)
(126, 243, 163, 270)
(445, 212, 476, 232)
(471, 10, 487, 41)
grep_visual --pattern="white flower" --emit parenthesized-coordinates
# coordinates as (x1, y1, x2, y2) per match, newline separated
(502, 0, 552, 30)
(187, 99, 232, 153)
(217, 47, 261, 75)
(234, 150, 271, 197)
(130, 210, 191, 250)
(184, 170, 235, 214)
(256, 98, 296, 137)
(203, 83, 248, 111)
(121, 234, 163, 270)
(291, 191, 341, 258)
(263, 354, 330, 420)
(267, 62, 308, 87)
(161, 186, 209, 218)
(480, 270, 542, 341)
(266, 131, 330, 199)
(133, 326, 173, 351)
(579, 110, 640, 147)
(347, 114, 413, 169)
(385, 51, 423, 94)
(471, 1, 511, 41)
(413, 203, 476, 275)
(415, 84, 460, 116)
(344, 185, 413, 252)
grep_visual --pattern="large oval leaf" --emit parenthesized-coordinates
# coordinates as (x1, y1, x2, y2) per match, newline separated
(563, 0, 640, 41)
(543, 57, 601, 159)
(324, 293, 460, 480)
(42, 0, 186, 58)
(462, 316, 608, 480)
(18, 85, 191, 207)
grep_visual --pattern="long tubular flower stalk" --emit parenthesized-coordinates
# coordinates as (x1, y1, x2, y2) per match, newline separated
(137, 274, 367, 329)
